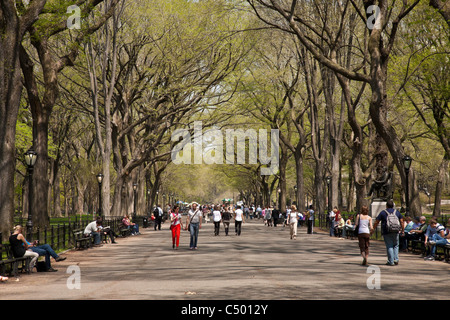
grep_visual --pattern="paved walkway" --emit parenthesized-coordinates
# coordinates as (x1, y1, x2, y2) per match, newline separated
(0, 219, 448, 300)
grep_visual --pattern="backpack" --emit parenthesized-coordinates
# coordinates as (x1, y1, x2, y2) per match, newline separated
(153, 207, 160, 217)
(385, 209, 401, 233)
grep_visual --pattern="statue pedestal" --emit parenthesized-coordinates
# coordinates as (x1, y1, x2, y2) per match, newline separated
(370, 199, 387, 219)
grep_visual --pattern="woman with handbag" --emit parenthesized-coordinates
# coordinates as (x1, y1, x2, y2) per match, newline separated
(355, 206, 373, 265)
(170, 205, 184, 250)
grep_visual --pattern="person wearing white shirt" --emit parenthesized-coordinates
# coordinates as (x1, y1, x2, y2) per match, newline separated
(187, 202, 203, 250)
(288, 205, 300, 240)
(234, 205, 245, 236)
(84, 218, 102, 245)
(329, 208, 336, 236)
(212, 205, 222, 236)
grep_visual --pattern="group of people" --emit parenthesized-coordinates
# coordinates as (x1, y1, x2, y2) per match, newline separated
(83, 215, 141, 247)
(4, 199, 447, 283)
(261, 205, 316, 238)
(261, 205, 316, 235)
(168, 202, 246, 250)
(329, 207, 352, 238)
(335, 200, 450, 266)
(401, 215, 450, 261)
(1, 214, 144, 281)
(166, 202, 318, 251)
(2, 225, 67, 281)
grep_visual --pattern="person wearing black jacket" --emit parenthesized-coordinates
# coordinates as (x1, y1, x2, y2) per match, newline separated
(154, 204, 163, 231)
(222, 206, 232, 236)
(272, 208, 280, 227)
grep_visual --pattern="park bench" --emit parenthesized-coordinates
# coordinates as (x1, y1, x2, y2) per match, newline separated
(0, 244, 31, 277)
(119, 223, 132, 237)
(72, 229, 93, 249)
(444, 244, 450, 263)
(408, 239, 427, 256)
(0, 244, 16, 277)
(433, 243, 450, 262)
(345, 227, 357, 240)
(334, 226, 343, 238)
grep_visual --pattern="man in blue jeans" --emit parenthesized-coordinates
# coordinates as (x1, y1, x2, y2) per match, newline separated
(424, 219, 447, 261)
(187, 202, 202, 250)
(372, 200, 404, 266)
(26, 240, 66, 272)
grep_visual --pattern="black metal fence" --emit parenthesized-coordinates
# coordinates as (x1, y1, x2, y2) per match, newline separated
(1, 216, 147, 251)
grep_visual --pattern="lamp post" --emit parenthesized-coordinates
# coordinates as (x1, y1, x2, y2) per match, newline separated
(403, 155, 412, 216)
(294, 185, 298, 207)
(147, 189, 151, 215)
(277, 187, 281, 211)
(96, 173, 103, 219)
(156, 190, 159, 207)
(133, 183, 138, 221)
(326, 176, 332, 214)
(25, 149, 37, 241)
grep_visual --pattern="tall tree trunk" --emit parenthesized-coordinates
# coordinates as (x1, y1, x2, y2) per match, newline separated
(0, 57, 22, 240)
(0, 0, 47, 240)
(294, 148, 305, 210)
(302, 49, 329, 216)
(366, 3, 421, 215)
(278, 142, 288, 214)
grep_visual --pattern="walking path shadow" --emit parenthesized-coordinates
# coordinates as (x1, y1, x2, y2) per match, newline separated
(0, 220, 448, 300)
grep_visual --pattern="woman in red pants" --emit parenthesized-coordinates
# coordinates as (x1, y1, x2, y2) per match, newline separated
(170, 205, 184, 250)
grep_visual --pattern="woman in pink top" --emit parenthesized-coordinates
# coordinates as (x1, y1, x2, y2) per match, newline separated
(170, 205, 184, 250)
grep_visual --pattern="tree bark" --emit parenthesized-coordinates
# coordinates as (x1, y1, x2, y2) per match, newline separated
(0, 0, 47, 240)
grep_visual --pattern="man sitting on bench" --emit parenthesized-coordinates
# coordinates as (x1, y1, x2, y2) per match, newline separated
(84, 217, 103, 247)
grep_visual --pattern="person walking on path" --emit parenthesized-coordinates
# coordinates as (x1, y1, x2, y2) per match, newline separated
(329, 208, 336, 236)
(222, 206, 232, 236)
(288, 205, 300, 240)
(372, 200, 404, 266)
(212, 205, 222, 236)
(154, 204, 163, 231)
(234, 205, 245, 236)
(186, 202, 202, 250)
(265, 208, 273, 227)
(170, 205, 184, 250)
(307, 205, 315, 234)
(354, 206, 373, 265)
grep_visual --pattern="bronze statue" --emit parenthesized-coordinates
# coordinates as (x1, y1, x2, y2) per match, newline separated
(367, 168, 393, 200)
